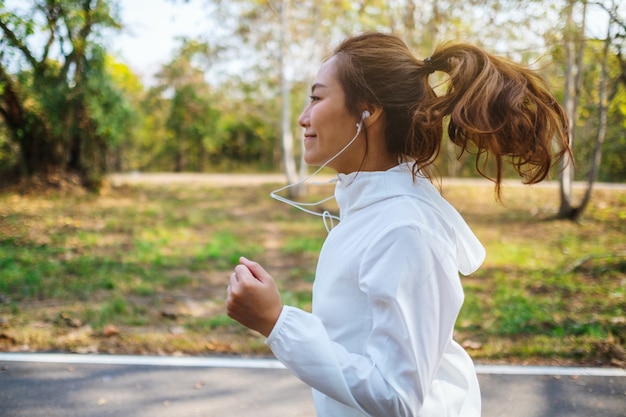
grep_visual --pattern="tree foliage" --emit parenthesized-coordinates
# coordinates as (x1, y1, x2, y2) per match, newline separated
(0, 0, 131, 188)
(1, 0, 625, 194)
(119, 36, 275, 173)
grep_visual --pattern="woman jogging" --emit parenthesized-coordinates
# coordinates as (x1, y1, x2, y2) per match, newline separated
(226, 31, 570, 417)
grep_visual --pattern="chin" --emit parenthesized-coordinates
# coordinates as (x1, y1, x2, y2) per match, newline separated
(303, 153, 323, 167)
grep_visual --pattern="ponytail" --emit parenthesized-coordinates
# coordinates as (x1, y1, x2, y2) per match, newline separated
(414, 43, 570, 194)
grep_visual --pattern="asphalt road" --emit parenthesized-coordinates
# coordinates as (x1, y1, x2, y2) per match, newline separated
(0, 355, 624, 417)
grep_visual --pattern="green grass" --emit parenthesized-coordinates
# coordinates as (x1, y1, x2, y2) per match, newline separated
(0, 177, 624, 366)
(282, 236, 325, 254)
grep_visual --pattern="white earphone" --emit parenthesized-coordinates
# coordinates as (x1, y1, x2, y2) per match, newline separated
(354, 110, 371, 131)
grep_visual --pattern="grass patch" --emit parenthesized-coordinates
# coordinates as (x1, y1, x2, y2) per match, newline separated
(282, 234, 325, 255)
(0, 177, 624, 365)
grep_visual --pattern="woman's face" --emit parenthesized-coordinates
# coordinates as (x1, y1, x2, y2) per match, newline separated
(298, 56, 362, 173)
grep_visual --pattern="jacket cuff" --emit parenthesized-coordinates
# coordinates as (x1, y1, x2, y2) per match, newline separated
(265, 305, 294, 344)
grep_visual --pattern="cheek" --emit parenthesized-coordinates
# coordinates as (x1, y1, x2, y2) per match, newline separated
(309, 107, 326, 129)
(312, 108, 353, 136)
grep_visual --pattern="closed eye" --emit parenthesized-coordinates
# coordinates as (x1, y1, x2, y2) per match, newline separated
(309, 95, 321, 103)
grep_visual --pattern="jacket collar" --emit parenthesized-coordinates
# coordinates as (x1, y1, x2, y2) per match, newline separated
(334, 163, 485, 275)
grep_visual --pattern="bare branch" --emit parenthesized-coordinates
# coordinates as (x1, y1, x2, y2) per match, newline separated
(59, 0, 97, 81)
(39, 1, 60, 61)
(590, 0, 626, 31)
(0, 18, 38, 67)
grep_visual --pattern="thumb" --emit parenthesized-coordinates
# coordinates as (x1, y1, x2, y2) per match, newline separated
(239, 256, 271, 282)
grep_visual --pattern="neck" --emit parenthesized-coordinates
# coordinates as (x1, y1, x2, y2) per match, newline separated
(336, 132, 396, 174)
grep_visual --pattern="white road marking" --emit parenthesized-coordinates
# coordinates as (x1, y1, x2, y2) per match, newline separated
(0, 353, 624, 376)
(474, 364, 626, 377)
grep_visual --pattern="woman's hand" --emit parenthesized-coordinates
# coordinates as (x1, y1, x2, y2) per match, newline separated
(226, 256, 283, 337)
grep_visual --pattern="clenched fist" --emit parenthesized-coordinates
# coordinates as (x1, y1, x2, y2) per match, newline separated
(226, 257, 283, 337)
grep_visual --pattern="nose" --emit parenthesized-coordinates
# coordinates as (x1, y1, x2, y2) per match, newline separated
(298, 106, 310, 128)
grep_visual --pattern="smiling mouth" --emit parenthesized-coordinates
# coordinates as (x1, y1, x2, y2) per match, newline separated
(303, 135, 316, 149)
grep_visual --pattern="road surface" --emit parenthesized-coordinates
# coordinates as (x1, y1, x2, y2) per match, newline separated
(0, 354, 624, 417)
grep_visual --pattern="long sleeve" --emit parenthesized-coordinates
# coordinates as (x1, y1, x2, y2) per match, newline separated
(266, 222, 467, 417)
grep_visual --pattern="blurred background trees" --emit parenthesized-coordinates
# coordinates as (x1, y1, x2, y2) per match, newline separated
(0, 0, 128, 187)
(1, 0, 625, 198)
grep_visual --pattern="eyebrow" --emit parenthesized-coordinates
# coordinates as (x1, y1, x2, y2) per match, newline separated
(311, 83, 328, 92)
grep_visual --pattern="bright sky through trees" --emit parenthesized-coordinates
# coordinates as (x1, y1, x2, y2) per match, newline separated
(110, 0, 209, 84)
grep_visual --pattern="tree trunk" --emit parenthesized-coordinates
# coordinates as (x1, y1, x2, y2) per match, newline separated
(0, 69, 47, 177)
(278, 0, 301, 197)
(576, 13, 612, 216)
(558, 0, 586, 220)
(174, 147, 183, 172)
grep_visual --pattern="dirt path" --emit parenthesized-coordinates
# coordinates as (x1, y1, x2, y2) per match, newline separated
(107, 173, 296, 187)
(108, 172, 625, 190)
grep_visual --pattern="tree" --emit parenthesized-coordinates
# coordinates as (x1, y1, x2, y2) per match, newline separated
(0, 0, 128, 188)
(557, 0, 587, 219)
(104, 56, 145, 172)
(124, 32, 276, 173)
(556, 0, 626, 219)
(598, 1, 626, 181)
(208, 0, 327, 196)
(151, 38, 220, 172)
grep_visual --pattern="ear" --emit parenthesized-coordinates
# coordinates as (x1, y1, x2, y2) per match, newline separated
(361, 105, 383, 127)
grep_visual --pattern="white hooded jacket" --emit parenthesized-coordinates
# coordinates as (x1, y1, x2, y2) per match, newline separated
(266, 164, 485, 417)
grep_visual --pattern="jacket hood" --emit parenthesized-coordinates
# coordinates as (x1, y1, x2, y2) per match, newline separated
(335, 164, 485, 275)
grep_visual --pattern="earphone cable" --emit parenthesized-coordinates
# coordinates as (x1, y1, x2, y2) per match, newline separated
(269, 115, 366, 231)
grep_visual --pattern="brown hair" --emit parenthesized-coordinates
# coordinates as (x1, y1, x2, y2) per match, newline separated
(330, 32, 570, 196)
